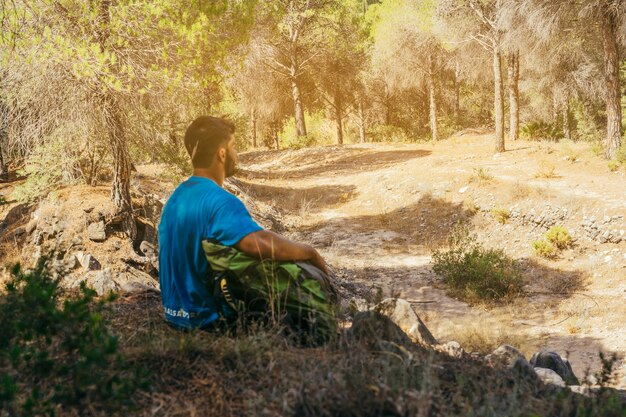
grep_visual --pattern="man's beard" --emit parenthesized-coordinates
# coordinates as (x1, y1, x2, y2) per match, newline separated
(225, 151, 237, 177)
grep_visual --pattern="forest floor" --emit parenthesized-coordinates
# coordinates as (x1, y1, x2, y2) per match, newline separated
(237, 132, 626, 387)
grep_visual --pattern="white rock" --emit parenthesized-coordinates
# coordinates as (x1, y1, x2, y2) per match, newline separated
(535, 367, 566, 387)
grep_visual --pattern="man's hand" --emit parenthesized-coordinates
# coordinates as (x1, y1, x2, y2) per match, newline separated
(236, 230, 329, 274)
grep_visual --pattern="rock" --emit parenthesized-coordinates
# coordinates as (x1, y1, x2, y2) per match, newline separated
(442, 341, 465, 359)
(13, 226, 26, 237)
(458, 186, 469, 194)
(374, 298, 437, 346)
(87, 268, 118, 296)
(120, 281, 160, 294)
(75, 252, 102, 271)
(25, 219, 38, 234)
(71, 236, 83, 247)
(32, 231, 44, 246)
(139, 240, 157, 259)
(87, 221, 106, 242)
(486, 344, 526, 367)
(349, 311, 414, 349)
(534, 367, 566, 387)
(511, 357, 539, 383)
(530, 351, 580, 385)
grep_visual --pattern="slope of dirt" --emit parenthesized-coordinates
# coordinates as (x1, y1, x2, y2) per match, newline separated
(238, 134, 626, 387)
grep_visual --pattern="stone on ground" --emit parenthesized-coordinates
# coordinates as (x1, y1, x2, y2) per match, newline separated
(374, 298, 437, 346)
(530, 351, 579, 386)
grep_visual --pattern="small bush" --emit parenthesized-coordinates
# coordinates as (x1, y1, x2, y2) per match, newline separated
(521, 121, 564, 142)
(0, 260, 147, 416)
(590, 141, 604, 157)
(491, 208, 510, 224)
(608, 161, 620, 172)
(545, 225, 572, 249)
(432, 226, 524, 304)
(534, 160, 559, 179)
(469, 167, 493, 185)
(532, 239, 558, 259)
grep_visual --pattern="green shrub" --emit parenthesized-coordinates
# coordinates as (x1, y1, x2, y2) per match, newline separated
(615, 144, 626, 166)
(491, 208, 510, 224)
(545, 226, 572, 249)
(608, 161, 620, 172)
(367, 124, 419, 143)
(0, 260, 147, 416)
(432, 227, 524, 304)
(532, 239, 558, 259)
(520, 121, 564, 142)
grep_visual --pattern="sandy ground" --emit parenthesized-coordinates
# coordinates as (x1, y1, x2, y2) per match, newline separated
(238, 134, 626, 386)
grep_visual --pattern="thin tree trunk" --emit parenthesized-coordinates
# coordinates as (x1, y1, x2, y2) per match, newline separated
(358, 99, 366, 143)
(601, 10, 622, 159)
(453, 61, 461, 126)
(563, 101, 571, 141)
(0, 147, 7, 181)
(250, 108, 257, 148)
(102, 94, 136, 240)
(0, 101, 8, 181)
(508, 50, 520, 141)
(428, 55, 438, 141)
(334, 92, 343, 145)
(273, 122, 280, 150)
(98, 0, 136, 240)
(291, 78, 307, 137)
(493, 43, 505, 153)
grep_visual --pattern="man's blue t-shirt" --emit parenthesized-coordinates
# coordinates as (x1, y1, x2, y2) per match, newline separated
(157, 176, 263, 329)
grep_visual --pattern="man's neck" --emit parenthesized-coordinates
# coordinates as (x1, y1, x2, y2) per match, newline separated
(192, 168, 224, 187)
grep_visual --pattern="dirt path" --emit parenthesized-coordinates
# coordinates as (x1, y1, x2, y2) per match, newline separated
(239, 134, 626, 386)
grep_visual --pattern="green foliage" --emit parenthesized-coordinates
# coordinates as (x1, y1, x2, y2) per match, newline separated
(11, 136, 83, 203)
(615, 144, 626, 166)
(490, 208, 510, 224)
(367, 124, 419, 143)
(432, 226, 524, 304)
(0, 261, 147, 416)
(545, 225, 572, 249)
(532, 239, 558, 259)
(280, 113, 338, 149)
(520, 122, 564, 142)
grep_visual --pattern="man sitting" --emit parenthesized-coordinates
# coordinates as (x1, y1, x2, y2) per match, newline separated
(158, 116, 338, 343)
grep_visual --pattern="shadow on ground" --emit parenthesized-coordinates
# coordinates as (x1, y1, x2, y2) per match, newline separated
(237, 181, 358, 214)
(240, 148, 431, 180)
(301, 193, 475, 251)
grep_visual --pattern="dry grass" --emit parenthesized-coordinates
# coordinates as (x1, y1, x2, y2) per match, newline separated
(452, 323, 538, 358)
(468, 167, 494, 185)
(102, 293, 625, 417)
(534, 160, 560, 179)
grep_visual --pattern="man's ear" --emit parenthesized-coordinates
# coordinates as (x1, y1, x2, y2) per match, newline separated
(217, 147, 226, 163)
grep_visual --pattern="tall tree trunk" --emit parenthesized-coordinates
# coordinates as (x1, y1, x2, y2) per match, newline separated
(358, 99, 366, 143)
(97, 0, 135, 240)
(102, 94, 136, 240)
(291, 78, 307, 137)
(250, 108, 257, 148)
(493, 43, 505, 152)
(334, 92, 343, 145)
(428, 55, 438, 141)
(508, 50, 520, 141)
(453, 61, 461, 126)
(563, 101, 571, 141)
(0, 101, 8, 181)
(273, 122, 280, 150)
(601, 10, 622, 159)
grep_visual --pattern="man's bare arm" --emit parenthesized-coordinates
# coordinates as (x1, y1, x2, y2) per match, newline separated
(235, 230, 328, 273)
